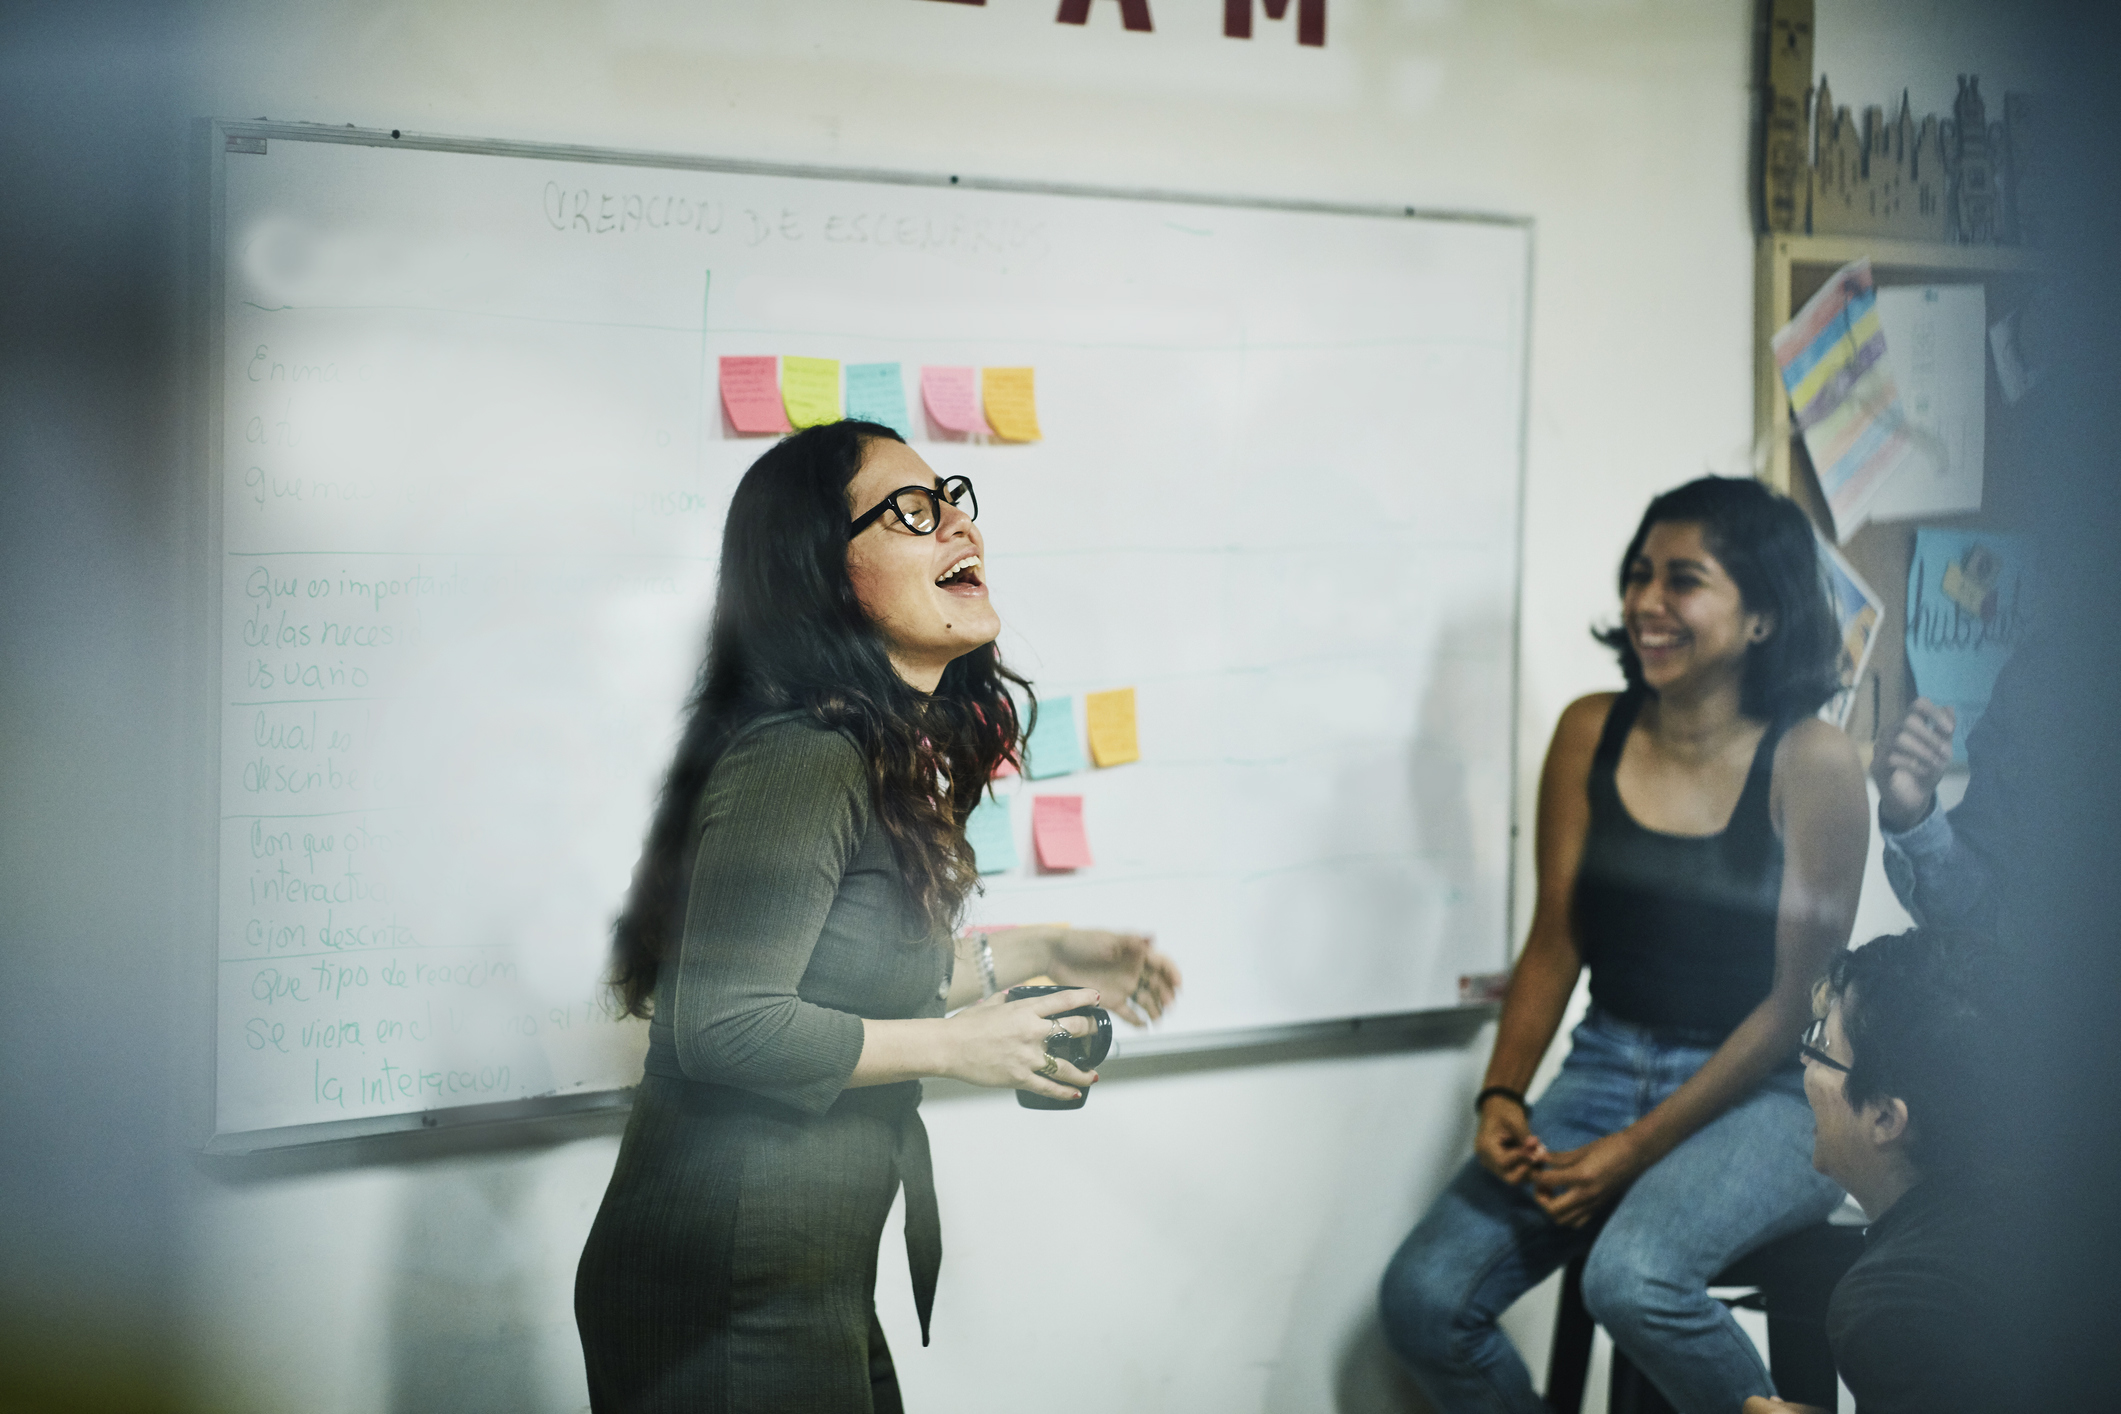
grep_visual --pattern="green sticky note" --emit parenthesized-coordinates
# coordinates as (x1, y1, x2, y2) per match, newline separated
(781, 356, 842, 429)
(846, 362, 911, 439)
(966, 792, 1017, 874)
(1023, 696, 1084, 779)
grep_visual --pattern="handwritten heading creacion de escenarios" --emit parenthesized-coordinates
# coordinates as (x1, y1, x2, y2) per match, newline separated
(537, 179, 1050, 261)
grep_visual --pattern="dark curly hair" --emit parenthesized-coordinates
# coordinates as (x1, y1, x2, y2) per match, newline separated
(1822, 929, 2009, 1173)
(608, 421, 1032, 1018)
(1592, 476, 1841, 720)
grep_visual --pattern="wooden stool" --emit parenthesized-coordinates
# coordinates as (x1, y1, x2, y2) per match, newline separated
(1544, 1222, 1865, 1414)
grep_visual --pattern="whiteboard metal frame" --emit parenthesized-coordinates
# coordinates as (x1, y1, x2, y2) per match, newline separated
(193, 118, 1534, 1152)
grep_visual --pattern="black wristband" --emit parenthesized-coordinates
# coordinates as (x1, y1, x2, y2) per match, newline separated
(1475, 1085, 1530, 1118)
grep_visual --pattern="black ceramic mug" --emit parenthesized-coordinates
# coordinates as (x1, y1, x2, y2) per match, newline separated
(1006, 984, 1113, 1111)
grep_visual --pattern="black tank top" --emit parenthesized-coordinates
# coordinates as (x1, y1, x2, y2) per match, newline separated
(1573, 688, 1788, 1038)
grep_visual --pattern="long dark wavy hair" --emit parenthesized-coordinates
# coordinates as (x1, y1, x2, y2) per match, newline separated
(1592, 476, 1840, 721)
(609, 421, 1032, 1018)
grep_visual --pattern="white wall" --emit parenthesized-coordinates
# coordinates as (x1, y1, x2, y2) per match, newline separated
(165, 2, 1983, 1410)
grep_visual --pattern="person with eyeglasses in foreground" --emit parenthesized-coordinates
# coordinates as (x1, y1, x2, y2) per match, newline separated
(1380, 478, 1870, 1413)
(1746, 929, 2024, 1414)
(574, 421, 1181, 1413)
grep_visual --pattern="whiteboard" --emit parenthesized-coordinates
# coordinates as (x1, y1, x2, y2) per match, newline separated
(202, 121, 1529, 1146)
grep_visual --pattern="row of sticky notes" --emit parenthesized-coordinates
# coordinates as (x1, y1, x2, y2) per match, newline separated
(966, 791, 1093, 873)
(717, 357, 1042, 442)
(1004, 687, 1138, 780)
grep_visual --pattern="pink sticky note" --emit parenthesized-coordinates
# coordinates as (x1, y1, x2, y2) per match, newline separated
(921, 366, 993, 436)
(720, 356, 791, 435)
(1032, 795, 1093, 870)
(992, 753, 1019, 779)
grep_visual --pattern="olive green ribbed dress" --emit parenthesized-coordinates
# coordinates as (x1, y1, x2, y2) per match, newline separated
(576, 713, 951, 1414)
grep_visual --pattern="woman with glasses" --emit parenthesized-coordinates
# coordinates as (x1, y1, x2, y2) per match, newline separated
(1381, 477, 1868, 1414)
(575, 420, 1180, 1412)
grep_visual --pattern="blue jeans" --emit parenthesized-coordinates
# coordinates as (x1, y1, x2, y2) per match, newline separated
(1379, 1009, 1843, 1414)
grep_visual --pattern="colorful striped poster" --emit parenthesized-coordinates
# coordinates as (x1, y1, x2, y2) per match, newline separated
(1770, 259, 1913, 541)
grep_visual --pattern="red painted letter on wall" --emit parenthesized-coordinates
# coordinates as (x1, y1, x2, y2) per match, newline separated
(1057, 0, 1154, 32)
(1224, 0, 1324, 46)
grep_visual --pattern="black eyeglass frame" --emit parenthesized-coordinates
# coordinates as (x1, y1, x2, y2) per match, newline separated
(1798, 1017, 1851, 1075)
(847, 475, 978, 540)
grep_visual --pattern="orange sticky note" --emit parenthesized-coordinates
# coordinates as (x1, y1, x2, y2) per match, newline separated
(921, 366, 992, 436)
(1032, 795, 1093, 870)
(1084, 687, 1138, 767)
(720, 356, 790, 435)
(982, 367, 1042, 442)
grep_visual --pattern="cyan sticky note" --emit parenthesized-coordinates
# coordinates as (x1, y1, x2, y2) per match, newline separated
(846, 362, 912, 440)
(965, 792, 1017, 874)
(1023, 696, 1084, 779)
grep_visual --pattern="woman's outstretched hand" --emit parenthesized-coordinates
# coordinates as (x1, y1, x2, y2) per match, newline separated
(941, 986, 1101, 1103)
(1531, 1131, 1646, 1228)
(1045, 929, 1182, 1026)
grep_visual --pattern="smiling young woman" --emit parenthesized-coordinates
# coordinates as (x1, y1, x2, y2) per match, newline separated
(574, 421, 1180, 1413)
(1379, 477, 1869, 1414)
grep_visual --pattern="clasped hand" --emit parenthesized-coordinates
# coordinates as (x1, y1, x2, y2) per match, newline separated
(1475, 1102, 1646, 1227)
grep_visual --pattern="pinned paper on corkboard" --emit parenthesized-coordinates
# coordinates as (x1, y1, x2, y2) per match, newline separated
(1032, 795, 1093, 870)
(1084, 687, 1139, 767)
(921, 366, 992, 436)
(1816, 533, 1884, 731)
(1866, 284, 1986, 522)
(1770, 259, 1912, 541)
(981, 366, 1042, 442)
(1906, 529, 2032, 762)
(719, 356, 790, 435)
(845, 362, 911, 439)
(780, 356, 842, 429)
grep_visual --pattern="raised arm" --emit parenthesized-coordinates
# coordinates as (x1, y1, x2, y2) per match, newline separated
(1473, 693, 1610, 1183)
(1536, 717, 1867, 1225)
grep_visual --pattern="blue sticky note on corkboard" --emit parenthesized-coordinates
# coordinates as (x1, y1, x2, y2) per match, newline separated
(1023, 696, 1084, 779)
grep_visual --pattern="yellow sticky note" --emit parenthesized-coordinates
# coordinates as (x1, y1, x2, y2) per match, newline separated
(981, 366, 1042, 442)
(1084, 687, 1138, 768)
(781, 357, 842, 429)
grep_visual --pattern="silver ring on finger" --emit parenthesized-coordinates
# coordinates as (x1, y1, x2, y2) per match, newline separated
(1037, 1054, 1060, 1079)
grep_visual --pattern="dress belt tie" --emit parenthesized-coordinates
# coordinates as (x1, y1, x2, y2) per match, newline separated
(892, 1105, 942, 1346)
